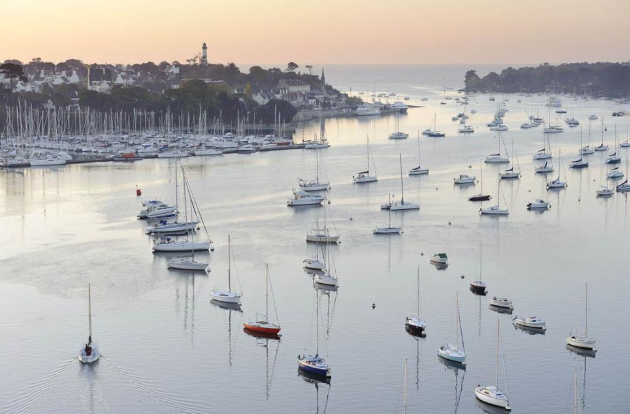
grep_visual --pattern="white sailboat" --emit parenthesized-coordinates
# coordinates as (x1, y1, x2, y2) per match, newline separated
(389, 111, 409, 139)
(474, 320, 511, 410)
(373, 194, 402, 234)
(566, 283, 596, 351)
(210, 236, 242, 304)
(499, 140, 521, 179)
(480, 179, 509, 215)
(353, 136, 378, 183)
(383, 155, 419, 210)
(299, 128, 330, 191)
(485, 132, 510, 164)
(438, 293, 466, 365)
(306, 204, 339, 243)
(408, 133, 429, 175)
(78, 284, 100, 364)
(313, 233, 338, 287)
(547, 149, 567, 189)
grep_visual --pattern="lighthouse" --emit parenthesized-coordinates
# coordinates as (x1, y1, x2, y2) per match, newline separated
(201, 43, 208, 66)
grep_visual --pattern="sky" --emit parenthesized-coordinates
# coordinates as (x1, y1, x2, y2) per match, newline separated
(1, 0, 629, 66)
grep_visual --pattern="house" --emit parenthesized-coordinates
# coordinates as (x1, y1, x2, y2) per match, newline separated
(253, 90, 277, 105)
(277, 79, 310, 94)
(88, 64, 113, 91)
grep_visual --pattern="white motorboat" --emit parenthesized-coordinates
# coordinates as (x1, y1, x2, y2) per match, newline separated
(607, 167, 624, 179)
(238, 144, 257, 154)
(454, 174, 475, 185)
(596, 186, 613, 197)
(527, 199, 550, 210)
(566, 283, 596, 351)
(78, 284, 100, 364)
(30, 155, 67, 166)
(287, 190, 325, 206)
(210, 236, 242, 304)
(544, 125, 563, 133)
(194, 148, 222, 156)
(480, 205, 509, 216)
(356, 104, 381, 116)
(512, 315, 546, 331)
(167, 256, 208, 271)
(304, 141, 330, 149)
(621, 140, 630, 148)
(458, 125, 474, 133)
(157, 150, 189, 158)
(430, 253, 448, 265)
(474, 320, 510, 410)
(389, 132, 409, 140)
(437, 293, 466, 365)
(489, 296, 513, 310)
(490, 125, 508, 132)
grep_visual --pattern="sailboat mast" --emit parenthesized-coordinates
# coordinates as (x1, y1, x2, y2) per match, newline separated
(416, 267, 420, 317)
(388, 194, 392, 228)
(88, 284, 92, 342)
(316, 291, 319, 355)
(455, 292, 459, 346)
(399, 154, 404, 202)
(265, 264, 269, 322)
(496, 319, 500, 386)
(228, 235, 231, 291)
(585, 283, 588, 337)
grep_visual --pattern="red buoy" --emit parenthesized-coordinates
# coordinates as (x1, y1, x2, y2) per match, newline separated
(136, 186, 142, 196)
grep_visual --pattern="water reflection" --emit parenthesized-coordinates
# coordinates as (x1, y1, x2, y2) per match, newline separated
(298, 369, 331, 413)
(243, 329, 281, 400)
(438, 356, 466, 413)
(211, 300, 243, 367)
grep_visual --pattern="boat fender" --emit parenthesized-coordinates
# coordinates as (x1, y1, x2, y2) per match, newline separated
(136, 186, 142, 196)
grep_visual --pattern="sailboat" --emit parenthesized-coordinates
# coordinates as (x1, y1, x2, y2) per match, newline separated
(244, 264, 281, 335)
(210, 235, 242, 304)
(474, 320, 511, 411)
(547, 149, 567, 189)
(469, 161, 492, 201)
(480, 179, 509, 215)
(566, 283, 596, 351)
(298, 291, 331, 379)
(389, 111, 409, 139)
(168, 170, 210, 270)
(405, 267, 426, 336)
(353, 136, 378, 183)
(383, 155, 419, 210)
(303, 243, 327, 271)
(313, 232, 339, 287)
(616, 155, 630, 192)
(485, 132, 510, 164)
(605, 125, 622, 164)
(499, 140, 521, 179)
(299, 134, 330, 191)
(78, 284, 100, 364)
(408, 134, 429, 175)
(533, 132, 552, 160)
(422, 114, 445, 137)
(437, 293, 466, 365)
(374, 194, 402, 234)
(470, 241, 487, 295)
(594, 118, 608, 152)
(306, 204, 340, 243)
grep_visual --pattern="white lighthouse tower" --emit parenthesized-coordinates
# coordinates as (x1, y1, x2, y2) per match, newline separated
(201, 43, 208, 66)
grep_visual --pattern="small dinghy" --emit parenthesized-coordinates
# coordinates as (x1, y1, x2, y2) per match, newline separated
(78, 284, 100, 364)
(512, 315, 546, 331)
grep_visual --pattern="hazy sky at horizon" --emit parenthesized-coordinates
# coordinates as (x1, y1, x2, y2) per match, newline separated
(1, 0, 629, 66)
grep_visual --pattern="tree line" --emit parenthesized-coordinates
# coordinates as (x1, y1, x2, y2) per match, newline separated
(464, 62, 630, 97)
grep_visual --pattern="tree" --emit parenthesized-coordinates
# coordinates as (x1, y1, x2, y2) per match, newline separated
(0, 63, 27, 93)
(286, 62, 299, 73)
(464, 70, 481, 91)
(305, 65, 313, 75)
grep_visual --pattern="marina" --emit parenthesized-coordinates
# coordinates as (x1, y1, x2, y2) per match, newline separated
(1, 67, 629, 413)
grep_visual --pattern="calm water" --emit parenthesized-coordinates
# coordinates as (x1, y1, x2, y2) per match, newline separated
(1, 66, 630, 413)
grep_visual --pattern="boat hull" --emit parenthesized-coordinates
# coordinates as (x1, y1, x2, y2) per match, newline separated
(153, 241, 212, 252)
(373, 227, 401, 234)
(210, 291, 241, 304)
(475, 387, 510, 410)
(566, 335, 596, 350)
(244, 322, 281, 335)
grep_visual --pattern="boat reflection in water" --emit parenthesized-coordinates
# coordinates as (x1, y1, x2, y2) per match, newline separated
(475, 397, 510, 414)
(566, 344, 596, 359)
(513, 323, 546, 335)
(438, 355, 466, 413)
(243, 328, 281, 400)
(489, 304, 513, 315)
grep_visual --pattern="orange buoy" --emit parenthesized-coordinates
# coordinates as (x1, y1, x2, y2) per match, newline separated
(136, 186, 142, 196)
